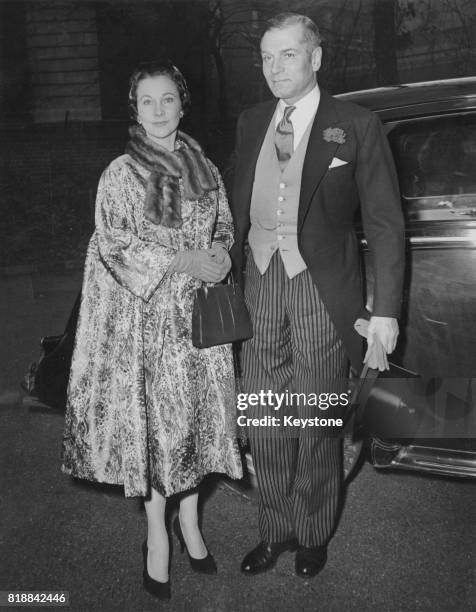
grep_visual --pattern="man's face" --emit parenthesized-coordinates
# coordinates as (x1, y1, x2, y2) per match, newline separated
(260, 24, 321, 105)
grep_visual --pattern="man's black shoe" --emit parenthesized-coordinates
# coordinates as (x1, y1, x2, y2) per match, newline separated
(295, 545, 327, 578)
(241, 539, 297, 575)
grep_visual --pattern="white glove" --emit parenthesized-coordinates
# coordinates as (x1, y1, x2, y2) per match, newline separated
(355, 316, 399, 372)
(209, 243, 232, 276)
(171, 249, 229, 282)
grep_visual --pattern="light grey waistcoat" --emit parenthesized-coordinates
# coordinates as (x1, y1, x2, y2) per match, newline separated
(249, 111, 314, 278)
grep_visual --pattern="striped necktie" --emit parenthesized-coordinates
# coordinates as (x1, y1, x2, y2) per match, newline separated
(275, 105, 296, 171)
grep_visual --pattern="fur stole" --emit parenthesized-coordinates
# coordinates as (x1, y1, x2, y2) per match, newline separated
(125, 125, 217, 228)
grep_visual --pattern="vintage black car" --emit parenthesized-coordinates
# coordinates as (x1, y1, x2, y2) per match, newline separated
(338, 77, 476, 478)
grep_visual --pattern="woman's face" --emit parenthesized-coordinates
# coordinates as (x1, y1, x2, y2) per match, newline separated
(135, 74, 182, 146)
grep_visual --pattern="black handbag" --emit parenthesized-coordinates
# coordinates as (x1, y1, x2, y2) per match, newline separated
(192, 276, 253, 348)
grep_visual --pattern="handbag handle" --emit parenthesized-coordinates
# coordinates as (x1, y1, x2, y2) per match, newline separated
(226, 270, 236, 286)
(200, 262, 237, 297)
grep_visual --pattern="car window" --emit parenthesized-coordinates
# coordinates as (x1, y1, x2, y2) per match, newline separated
(386, 113, 476, 221)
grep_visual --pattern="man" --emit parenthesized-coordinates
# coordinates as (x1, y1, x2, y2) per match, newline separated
(228, 13, 405, 578)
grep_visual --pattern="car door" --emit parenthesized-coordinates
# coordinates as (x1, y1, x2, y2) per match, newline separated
(365, 110, 476, 443)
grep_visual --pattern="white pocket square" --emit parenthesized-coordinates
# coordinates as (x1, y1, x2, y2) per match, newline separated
(329, 157, 348, 168)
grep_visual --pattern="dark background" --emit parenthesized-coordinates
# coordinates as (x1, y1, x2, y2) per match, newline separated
(1, 0, 475, 267)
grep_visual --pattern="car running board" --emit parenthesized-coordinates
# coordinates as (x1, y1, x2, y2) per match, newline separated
(374, 444, 476, 478)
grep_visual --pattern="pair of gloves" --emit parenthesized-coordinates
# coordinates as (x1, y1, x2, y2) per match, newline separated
(355, 317, 399, 372)
(171, 244, 231, 283)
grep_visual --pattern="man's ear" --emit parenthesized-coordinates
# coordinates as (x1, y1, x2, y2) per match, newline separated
(312, 46, 322, 72)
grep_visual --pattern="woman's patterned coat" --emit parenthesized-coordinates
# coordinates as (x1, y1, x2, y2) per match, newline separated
(62, 147, 243, 497)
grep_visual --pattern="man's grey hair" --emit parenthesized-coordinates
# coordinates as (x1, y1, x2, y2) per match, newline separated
(262, 12, 323, 50)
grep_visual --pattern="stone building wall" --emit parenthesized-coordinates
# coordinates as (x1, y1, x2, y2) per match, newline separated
(0, 120, 127, 267)
(25, 2, 101, 122)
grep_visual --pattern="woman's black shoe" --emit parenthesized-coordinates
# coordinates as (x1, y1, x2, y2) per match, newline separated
(142, 540, 171, 600)
(173, 516, 217, 574)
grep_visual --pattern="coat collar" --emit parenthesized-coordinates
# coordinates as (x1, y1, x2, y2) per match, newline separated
(233, 100, 276, 234)
(242, 100, 275, 184)
(298, 89, 346, 231)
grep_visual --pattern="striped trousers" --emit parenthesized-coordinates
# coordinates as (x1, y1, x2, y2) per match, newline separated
(242, 252, 348, 547)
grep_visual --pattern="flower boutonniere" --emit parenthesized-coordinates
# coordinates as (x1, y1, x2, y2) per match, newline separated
(323, 127, 346, 145)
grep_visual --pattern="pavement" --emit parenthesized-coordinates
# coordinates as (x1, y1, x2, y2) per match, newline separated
(1, 268, 475, 611)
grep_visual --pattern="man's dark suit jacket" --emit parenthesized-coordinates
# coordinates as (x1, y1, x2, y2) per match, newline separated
(228, 89, 405, 372)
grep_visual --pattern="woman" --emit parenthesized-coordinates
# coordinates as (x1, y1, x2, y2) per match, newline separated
(62, 61, 242, 600)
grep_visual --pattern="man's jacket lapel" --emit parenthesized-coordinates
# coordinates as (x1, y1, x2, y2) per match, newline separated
(236, 101, 276, 234)
(298, 90, 343, 232)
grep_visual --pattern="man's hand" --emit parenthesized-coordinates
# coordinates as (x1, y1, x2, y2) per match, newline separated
(363, 316, 399, 371)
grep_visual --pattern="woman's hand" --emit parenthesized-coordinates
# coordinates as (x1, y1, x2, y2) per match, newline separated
(171, 249, 230, 282)
(208, 244, 232, 278)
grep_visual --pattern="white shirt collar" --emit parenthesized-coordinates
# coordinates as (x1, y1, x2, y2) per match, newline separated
(276, 84, 320, 120)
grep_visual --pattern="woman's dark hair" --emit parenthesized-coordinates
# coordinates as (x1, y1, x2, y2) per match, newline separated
(128, 60, 191, 121)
